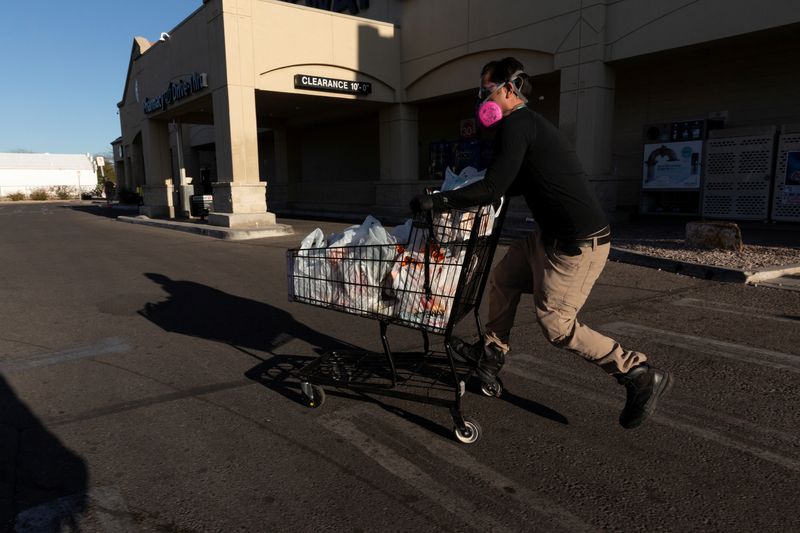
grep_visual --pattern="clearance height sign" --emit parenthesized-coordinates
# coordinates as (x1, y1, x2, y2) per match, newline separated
(294, 75, 372, 96)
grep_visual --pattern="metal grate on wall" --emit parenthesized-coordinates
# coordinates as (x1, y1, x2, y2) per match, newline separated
(703, 126, 776, 221)
(772, 124, 800, 222)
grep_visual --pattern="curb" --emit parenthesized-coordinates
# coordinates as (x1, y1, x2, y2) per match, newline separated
(609, 247, 800, 284)
(117, 215, 294, 240)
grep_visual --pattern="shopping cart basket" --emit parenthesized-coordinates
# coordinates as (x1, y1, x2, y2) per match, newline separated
(286, 199, 507, 444)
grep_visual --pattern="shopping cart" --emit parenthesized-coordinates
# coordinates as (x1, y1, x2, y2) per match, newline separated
(286, 199, 507, 444)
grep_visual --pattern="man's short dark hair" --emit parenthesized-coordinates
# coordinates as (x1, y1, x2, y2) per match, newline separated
(481, 57, 532, 99)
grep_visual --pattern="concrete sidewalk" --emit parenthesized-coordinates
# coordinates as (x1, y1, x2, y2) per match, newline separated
(117, 214, 293, 240)
(112, 203, 800, 286)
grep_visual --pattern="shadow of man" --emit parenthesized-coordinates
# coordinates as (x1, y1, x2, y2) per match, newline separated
(140, 272, 352, 355)
(0, 375, 88, 531)
(139, 273, 357, 401)
(139, 273, 568, 431)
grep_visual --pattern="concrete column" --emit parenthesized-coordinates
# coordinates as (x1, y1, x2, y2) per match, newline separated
(205, 0, 275, 228)
(208, 85, 274, 228)
(140, 119, 175, 218)
(115, 161, 127, 191)
(129, 144, 144, 189)
(180, 125, 201, 193)
(559, 62, 617, 213)
(376, 104, 419, 217)
(556, 2, 617, 213)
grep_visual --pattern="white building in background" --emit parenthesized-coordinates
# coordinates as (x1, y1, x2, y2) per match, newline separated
(0, 153, 97, 196)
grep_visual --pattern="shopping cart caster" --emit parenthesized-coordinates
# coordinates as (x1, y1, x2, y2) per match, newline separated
(453, 418, 482, 444)
(480, 377, 504, 398)
(300, 382, 325, 408)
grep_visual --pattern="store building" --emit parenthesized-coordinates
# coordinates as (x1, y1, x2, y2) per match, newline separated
(116, 0, 800, 227)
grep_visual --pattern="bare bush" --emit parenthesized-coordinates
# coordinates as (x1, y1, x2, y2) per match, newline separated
(29, 188, 50, 201)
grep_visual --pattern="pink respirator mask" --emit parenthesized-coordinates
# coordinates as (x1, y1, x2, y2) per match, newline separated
(476, 71, 527, 128)
(477, 85, 504, 128)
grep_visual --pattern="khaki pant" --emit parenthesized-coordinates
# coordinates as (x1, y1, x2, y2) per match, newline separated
(486, 228, 646, 374)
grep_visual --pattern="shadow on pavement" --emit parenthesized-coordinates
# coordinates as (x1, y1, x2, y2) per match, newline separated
(139, 273, 353, 355)
(500, 388, 569, 425)
(0, 376, 88, 530)
(139, 273, 361, 407)
(65, 204, 121, 219)
(139, 273, 567, 437)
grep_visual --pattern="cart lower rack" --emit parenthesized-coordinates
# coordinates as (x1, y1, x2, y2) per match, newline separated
(286, 200, 506, 443)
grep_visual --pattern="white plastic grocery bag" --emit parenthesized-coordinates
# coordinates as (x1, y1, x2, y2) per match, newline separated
(436, 166, 500, 240)
(293, 228, 334, 305)
(441, 166, 485, 191)
(337, 216, 399, 314)
(386, 246, 465, 330)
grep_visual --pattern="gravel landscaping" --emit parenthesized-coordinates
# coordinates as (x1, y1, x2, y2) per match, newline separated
(611, 222, 800, 272)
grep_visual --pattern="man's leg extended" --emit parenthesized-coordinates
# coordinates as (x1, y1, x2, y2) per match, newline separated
(534, 241, 672, 428)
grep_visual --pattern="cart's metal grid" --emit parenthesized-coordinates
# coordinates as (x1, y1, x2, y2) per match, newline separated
(286, 201, 507, 443)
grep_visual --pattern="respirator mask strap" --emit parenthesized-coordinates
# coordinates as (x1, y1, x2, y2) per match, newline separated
(506, 70, 529, 104)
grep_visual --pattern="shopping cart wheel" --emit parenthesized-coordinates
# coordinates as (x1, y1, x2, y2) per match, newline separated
(480, 377, 504, 398)
(453, 418, 481, 444)
(300, 382, 325, 408)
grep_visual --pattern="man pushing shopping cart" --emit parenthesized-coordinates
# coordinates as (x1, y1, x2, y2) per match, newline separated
(409, 56, 672, 430)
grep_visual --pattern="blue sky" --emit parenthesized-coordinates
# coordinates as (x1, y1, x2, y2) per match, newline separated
(0, 1, 202, 156)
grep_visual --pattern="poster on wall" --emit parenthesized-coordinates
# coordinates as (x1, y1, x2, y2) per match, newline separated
(783, 151, 800, 205)
(642, 140, 703, 189)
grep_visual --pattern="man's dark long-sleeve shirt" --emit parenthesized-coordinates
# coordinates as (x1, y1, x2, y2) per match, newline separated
(434, 107, 608, 242)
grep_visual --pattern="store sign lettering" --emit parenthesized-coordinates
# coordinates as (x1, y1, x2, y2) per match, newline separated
(280, 0, 370, 16)
(294, 74, 372, 95)
(143, 72, 208, 114)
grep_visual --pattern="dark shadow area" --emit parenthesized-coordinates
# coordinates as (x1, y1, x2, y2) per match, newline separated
(0, 376, 88, 530)
(139, 273, 566, 438)
(244, 358, 453, 439)
(65, 204, 135, 220)
(139, 273, 354, 355)
(499, 387, 569, 425)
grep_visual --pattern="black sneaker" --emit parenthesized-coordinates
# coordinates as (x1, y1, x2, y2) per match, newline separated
(449, 336, 483, 364)
(449, 336, 506, 386)
(617, 364, 673, 429)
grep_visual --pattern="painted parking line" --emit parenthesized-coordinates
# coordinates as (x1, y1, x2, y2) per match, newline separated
(0, 337, 130, 373)
(599, 321, 800, 373)
(320, 405, 594, 533)
(672, 297, 800, 324)
(503, 354, 800, 473)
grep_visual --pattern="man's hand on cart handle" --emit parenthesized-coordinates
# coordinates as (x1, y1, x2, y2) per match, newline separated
(410, 194, 435, 213)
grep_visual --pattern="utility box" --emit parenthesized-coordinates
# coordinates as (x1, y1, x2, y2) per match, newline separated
(702, 126, 776, 221)
(190, 194, 213, 219)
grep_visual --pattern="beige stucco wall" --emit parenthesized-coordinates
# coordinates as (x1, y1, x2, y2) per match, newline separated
(119, 8, 213, 145)
(253, 1, 400, 101)
(117, 0, 800, 223)
(612, 24, 800, 212)
(398, 1, 576, 99)
(605, 0, 800, 61)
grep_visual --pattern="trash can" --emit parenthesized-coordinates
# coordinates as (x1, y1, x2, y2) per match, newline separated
(190, 194, 213, 218)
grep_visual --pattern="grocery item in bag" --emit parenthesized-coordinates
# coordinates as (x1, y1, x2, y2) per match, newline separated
(337, 216, 399, 314)
(386, 245, 465, 329)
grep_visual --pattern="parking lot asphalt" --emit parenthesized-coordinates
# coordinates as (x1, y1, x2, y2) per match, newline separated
(1, 202, 799, 532)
